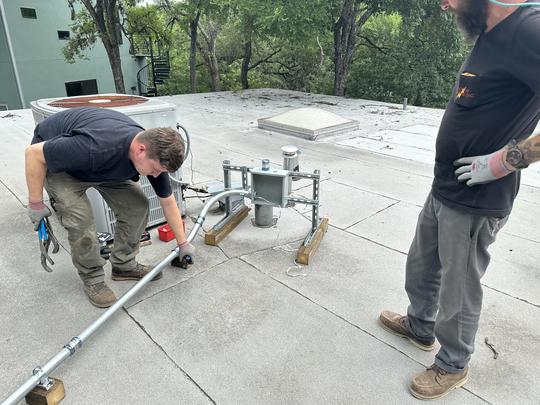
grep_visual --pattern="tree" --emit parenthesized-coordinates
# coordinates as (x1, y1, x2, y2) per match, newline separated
(331, 0, 373, 96)
(197, 16, 222, 91)
(65, 0, 127, 93)
(346, 2, 467, 107)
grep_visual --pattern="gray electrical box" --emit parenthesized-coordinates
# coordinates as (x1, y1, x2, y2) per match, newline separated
(250, 168, 289, 208)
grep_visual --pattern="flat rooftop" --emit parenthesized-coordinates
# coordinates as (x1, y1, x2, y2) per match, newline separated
(1, 89, 539, 404)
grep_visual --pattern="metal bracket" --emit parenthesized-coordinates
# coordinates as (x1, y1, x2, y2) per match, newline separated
(32, 367, 53, 391)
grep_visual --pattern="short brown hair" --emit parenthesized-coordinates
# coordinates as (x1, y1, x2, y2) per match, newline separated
(137, 127, 185, 172)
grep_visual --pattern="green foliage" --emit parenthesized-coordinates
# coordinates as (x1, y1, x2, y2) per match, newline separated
(63, 9, 97, 63)
(346, 8, 468, 107)
(119, 0, 467, 108)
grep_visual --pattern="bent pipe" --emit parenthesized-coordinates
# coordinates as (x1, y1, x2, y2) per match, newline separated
(169, 123, 190, 186)
(1, 189, 250, 405)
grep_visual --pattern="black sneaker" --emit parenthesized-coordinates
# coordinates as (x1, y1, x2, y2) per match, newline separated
(111, 262, 162, 281)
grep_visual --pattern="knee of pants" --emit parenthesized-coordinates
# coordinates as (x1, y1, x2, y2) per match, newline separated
(57, 206, 95, 236)
(113, 193, 149, 231)
(125, 191, 149, 218)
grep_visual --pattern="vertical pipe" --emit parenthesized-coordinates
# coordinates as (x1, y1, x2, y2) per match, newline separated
(0, 0, 25, 107)
(223, 160, 231, 215)
(311, 170, 320, 234)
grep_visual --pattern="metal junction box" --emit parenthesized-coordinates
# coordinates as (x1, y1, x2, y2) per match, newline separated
(250, 167, 289, 208)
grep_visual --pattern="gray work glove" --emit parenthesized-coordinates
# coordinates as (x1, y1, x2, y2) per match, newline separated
(177, 241, 195, 268)
(27, 201, 52, 230)
(453, 148, 513, 186)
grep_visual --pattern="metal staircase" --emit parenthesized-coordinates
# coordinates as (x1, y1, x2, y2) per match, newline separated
(131, 34, 171, 97)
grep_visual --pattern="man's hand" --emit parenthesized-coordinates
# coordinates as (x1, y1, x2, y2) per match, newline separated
(177, 240, 195, 268)
(27, 201, 51, 230)
(453, 148, 514, 186)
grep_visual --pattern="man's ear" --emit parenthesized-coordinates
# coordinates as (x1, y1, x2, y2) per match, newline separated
(136, 143, 147, 157)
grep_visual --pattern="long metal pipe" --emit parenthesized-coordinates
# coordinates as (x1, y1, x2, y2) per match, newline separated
(0, 0, 25, 107)
(1, 189, 250, 405)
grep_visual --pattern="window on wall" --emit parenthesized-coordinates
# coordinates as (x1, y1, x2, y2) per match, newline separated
(65, 80, 98, 97)
(58, 31, 70, 40)
(20, 8, 37, 19)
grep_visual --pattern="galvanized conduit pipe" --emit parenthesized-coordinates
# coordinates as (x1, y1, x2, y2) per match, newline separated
(1, 189, 250, 405)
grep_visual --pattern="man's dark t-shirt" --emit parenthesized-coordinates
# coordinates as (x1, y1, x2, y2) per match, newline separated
(32, 107, 172, 198)
(432, 5, 540, 217)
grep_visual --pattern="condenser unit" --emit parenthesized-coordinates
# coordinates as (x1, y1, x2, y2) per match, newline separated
(30, 94, 183, 235)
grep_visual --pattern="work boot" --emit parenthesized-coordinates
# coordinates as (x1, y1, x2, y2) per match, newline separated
(111, 262, 162, 281)
(410, 364, 469, 400)
(83, 282, 117, 308)
(379, 310, 435, 351)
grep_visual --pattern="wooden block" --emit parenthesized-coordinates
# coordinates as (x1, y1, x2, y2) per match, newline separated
(205, 206, 250, 246)
(296, 217, 329, 265)
(25, 378, 65, 405)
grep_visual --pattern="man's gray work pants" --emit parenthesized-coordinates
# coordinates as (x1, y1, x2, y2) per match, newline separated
(45, 172, 149, 285)
(405, 192, 507, 373)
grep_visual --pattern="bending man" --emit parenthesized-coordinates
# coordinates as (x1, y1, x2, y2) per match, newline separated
(26, 107, 194, 308)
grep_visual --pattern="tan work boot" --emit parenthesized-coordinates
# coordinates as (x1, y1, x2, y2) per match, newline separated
(379, 310, 435, 351)
(111, 262, 162, 281)
(410, 364, 469, 400)
(83, 282, 117, 308)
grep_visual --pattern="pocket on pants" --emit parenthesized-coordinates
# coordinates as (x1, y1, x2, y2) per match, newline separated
(487, 215, 509, 236)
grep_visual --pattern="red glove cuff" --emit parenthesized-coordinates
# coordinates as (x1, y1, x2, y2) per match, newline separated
(488, 149, 512, 179)
(28, 200, 47, 210)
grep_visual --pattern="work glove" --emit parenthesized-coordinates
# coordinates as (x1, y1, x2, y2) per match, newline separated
(27, 201, 52, 231)
(172, 241, 195, 269)
(453, 148, 513, 186)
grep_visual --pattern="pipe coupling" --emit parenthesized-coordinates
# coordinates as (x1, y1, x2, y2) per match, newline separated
(64, 336, 82, 355)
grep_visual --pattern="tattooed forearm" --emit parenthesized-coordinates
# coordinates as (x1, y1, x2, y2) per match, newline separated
(519, 134, 540, 165)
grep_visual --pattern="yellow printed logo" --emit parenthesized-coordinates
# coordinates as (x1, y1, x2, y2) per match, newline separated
(455, 86, 474, 101)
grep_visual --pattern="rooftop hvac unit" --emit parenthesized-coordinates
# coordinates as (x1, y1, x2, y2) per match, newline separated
(30, 94, 184, 235)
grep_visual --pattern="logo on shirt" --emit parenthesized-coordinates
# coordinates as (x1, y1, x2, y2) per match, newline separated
(455, 71, 477, 101)
(455, 86, 475, 101)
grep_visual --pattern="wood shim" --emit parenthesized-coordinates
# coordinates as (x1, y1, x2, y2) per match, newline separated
(296, 217, 329, 265)
(25, 378, 65, 405)
(204, 206, 251, 246)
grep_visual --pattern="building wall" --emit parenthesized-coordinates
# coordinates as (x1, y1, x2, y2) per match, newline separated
(1, 0, 144, 109)
(0, 2, 22, 109)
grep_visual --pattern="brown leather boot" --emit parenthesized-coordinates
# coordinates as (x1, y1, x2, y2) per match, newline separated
(410, 364, 469, 400)
(111, 262, 162, 281)
(379, 310, 435, 351)
(83, 282, 117, 308)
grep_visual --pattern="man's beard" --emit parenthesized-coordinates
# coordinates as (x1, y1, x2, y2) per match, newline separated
(454, 0, 489, 41)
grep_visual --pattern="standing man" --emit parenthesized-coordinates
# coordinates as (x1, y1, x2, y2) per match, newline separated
(26, 107, 195, 308)
(379, 0, 540, 400)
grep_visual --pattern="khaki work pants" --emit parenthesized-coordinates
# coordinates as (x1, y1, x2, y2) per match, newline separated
(45, 172, 149, 285)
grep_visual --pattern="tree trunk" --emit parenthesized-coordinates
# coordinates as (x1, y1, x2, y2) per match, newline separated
(241, 39, 252, 90)
(333, 0, 372, 96)
(189, 11, 200, 93)
(80, 0, 126, 93)
(197, 19, 221, 92)
(105, 43, 126, 93)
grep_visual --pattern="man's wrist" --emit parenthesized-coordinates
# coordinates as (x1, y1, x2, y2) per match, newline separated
(501, 149, 518, 172)
(28, 200, 46, 210)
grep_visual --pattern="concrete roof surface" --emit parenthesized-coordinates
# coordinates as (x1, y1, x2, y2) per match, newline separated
(0, 89, 539, 404)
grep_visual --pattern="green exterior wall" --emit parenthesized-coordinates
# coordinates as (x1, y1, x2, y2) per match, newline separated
(0, 0, 144, 110)
(0, 2, 21, 109)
